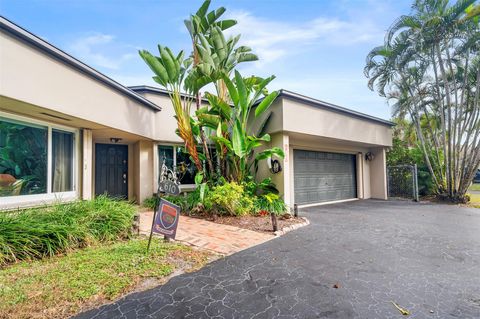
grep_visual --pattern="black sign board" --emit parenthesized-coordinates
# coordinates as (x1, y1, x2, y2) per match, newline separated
(151, 199, 180, 239)
(158, 180, 180, 196)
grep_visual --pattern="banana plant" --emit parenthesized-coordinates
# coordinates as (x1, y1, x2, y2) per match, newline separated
(139, 46, 203, 172)
(183, 0, 238, 178)
(205, 70, 283, 182)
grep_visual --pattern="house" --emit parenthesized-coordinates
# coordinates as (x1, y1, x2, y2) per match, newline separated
(0, 17, 393, 210)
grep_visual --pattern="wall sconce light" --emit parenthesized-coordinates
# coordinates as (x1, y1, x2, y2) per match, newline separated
(110, 137, 122, 143)
(365, 152, 375, 161)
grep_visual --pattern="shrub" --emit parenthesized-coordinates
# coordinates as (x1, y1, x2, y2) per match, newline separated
(142, 196, 159, 210)
(204, 182, 254, 216)
(0, 195, 136, 265)
(253, 193, 287, 216)
(144, 190, 205, 215)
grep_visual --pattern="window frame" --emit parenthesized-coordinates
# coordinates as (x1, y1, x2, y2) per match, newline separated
(155, 143, 197, 192)
(0, 111, 80, 207)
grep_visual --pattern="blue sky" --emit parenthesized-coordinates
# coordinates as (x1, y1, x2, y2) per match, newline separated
(1, 0, 412, 120)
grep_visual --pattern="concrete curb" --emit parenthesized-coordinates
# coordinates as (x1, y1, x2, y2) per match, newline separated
(274, 217, 310, 237)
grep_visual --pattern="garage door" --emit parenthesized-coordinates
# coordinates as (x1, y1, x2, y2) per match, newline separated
(294, 150, 357, 204)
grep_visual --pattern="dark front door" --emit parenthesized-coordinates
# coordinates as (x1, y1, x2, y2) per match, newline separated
(95, 144, 128, 198)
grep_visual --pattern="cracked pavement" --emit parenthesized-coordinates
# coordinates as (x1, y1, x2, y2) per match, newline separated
(75, 200, 480, 318)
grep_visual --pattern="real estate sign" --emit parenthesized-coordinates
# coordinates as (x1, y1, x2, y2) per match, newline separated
(152, 199, 180, 239)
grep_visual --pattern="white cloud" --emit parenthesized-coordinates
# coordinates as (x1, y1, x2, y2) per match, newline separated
(68, 33, 136, 70)
(225, 10, 382, 68)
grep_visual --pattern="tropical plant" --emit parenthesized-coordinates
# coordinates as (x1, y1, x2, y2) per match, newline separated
(204, 181, 254, 216)
(140, 0, 283, 186)
(202, 71, 284, 182)
(253, 193, 287, 216)
(365, 0, 480, 202)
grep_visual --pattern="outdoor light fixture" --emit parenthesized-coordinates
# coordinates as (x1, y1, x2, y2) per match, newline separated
(365, 152, 375, 161)
(110, 137, 122, 143)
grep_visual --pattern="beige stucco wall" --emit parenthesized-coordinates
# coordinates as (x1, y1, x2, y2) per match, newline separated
(137, 92, 183, 143)
(132, 140, 155, 204)
(369, 147, 388, 199)
(281, 98, 392, 147)
(0, 31, 157, 140)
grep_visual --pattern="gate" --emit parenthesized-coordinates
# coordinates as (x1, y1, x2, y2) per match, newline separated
(387, 164, 419, 201)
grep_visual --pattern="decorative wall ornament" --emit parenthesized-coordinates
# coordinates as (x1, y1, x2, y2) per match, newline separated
(270, 159, 282, 174)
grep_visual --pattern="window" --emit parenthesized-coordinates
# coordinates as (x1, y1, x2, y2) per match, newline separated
(0, 119, 48, 196)
(52, 130, 74, 192)
(157, 145, 197, 185)
(0, 114, 77, 198)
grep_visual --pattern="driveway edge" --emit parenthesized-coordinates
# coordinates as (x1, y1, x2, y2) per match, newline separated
(274, 217, 310, 236)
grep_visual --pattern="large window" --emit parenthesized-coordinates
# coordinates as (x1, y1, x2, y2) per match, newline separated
(0, 115, 76, 198)
(158, 145, 196, 185)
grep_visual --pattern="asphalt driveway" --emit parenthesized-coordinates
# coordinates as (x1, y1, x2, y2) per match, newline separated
(76, 200, 480, 319)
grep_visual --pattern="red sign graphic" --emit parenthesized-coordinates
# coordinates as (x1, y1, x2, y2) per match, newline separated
(152, 199, 180, 239)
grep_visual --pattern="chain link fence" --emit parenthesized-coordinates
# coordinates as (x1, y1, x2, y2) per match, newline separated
(387, 164, 419, 201)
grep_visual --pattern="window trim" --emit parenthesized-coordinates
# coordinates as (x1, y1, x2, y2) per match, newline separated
(0, 111, 79, 208)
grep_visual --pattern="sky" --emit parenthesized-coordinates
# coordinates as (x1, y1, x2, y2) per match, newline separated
(1, 0, 413, 120)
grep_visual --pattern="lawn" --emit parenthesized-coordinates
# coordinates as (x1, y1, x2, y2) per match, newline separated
(469, 183, 480, 191)
(0, 238, 212, 319)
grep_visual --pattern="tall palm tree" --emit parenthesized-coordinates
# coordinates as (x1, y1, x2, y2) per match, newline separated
(365, 0, 480, 201)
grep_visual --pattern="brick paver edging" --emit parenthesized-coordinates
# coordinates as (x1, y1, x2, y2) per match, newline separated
(274, 217, 310, 236)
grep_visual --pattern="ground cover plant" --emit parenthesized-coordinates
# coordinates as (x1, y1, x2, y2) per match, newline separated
(0, 196, 135, 265)
(0, 238, 211, 319)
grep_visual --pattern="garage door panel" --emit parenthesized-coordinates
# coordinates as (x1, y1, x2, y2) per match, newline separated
(294, 150, 357, 205)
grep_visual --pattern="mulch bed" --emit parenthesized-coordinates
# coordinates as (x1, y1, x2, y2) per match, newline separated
(187, 213, 305, 234)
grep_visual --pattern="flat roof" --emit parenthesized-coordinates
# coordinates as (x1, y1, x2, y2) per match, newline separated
(259, 89, 395, 127)
(129, 85, 211, 104)
(0, 16, 161, 111)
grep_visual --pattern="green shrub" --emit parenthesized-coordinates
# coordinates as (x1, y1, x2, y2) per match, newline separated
(142, 196, 159, 210)
(0, 195, 136, 265)
(204, 182, 254, 216)
(253, 193, 287, 216)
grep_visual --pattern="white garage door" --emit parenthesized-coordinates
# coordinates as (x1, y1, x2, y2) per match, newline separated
(294, 150, 357, 205)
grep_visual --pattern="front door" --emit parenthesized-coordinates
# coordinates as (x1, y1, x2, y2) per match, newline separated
(95, 144, 128, 198)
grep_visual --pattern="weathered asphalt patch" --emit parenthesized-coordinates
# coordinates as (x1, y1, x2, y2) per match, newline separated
(75, 200, 480, 319)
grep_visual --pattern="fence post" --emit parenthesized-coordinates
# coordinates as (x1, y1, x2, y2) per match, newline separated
(414, 164, 419, 202)
(386, 167, 390, 199)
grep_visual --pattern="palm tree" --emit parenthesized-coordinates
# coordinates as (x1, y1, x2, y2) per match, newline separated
(365, 0, 480, 201)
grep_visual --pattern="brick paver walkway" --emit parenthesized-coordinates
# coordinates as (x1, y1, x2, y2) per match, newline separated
(139, 211, 274, 255)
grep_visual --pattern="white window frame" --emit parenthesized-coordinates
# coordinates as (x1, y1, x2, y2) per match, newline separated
(155, 143, 197, 191)
(0, 111, 80, 208)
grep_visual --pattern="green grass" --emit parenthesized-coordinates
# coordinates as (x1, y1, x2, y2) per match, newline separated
(468, 183, 480, 191)
(0, 196, 136, 265)
(468, 193, 480, 208)
(0, 238, 211, 319)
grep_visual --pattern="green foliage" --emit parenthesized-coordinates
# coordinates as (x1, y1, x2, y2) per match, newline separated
(140, 0, 282, 185)
(365, 0, 480, 200)
(142, 196, 159, 210)
(0, 196, 136, 265)
(243, 177, 279, 196)
(253, 193, 287, 216)
(204, 182, 254, 216)
(387, 136, 441, 195)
